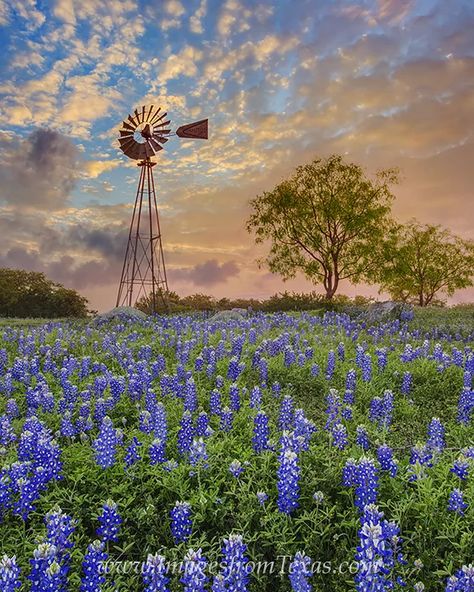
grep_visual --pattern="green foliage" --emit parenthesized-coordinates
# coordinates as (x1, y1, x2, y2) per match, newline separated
(0, 268, 90, 318)
(246, 154, 399, 299)
(0, 309, 473, 590)
(378, 220, 474, 306)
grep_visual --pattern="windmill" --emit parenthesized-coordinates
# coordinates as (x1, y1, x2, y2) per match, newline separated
(116, 105, 208, 312)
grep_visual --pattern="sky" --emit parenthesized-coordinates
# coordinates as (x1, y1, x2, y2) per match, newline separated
(0, 0, 473, 312)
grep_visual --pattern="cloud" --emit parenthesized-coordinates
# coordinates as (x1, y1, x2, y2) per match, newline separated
(0, 129, 81, 209)
(190, 0, 207, 34)
(170, 259, 240, 286)
(83, 159, 121, 178)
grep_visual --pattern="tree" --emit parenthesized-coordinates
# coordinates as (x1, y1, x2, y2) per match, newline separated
(246, 154, 399, 299)
(379, 221, 474, 306)
(0, 268, 90, 318)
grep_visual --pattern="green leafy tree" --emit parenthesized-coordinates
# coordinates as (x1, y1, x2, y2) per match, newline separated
(246, 154, 399, 299)
(0, 268, 90, 318)
(379, 221, 474, 306)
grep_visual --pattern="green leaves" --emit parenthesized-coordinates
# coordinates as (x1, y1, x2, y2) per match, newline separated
(247, 154, 399, 298)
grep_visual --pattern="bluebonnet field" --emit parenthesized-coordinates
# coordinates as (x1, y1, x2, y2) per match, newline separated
(0, 309, 473, 591)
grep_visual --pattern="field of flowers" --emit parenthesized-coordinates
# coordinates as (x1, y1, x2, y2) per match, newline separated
(0, 309, 473, 591)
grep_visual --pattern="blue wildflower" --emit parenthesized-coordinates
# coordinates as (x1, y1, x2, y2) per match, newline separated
(356, 425, 370, 451)
(451, 458, 469, 481)
(446, 564, 474, 591)
(96, 500, 121, 543)
(149, 439, 167, 465)
(80, 540, 107, 592)
(0, 555, 21, 592)
(170, 502, 192, 544)
(177, 411, 195, 456)
(277, 445, 300, 515)
(279, 395, 294, 431)
(218, 534, 249, 592)
(289, 551, 312, 592)
(181, 548, 208, 592)
(124, 436, 142, 468)
(229, 460, 244, 478)
(252, 411, 270, 453)
(448, 489, 467, 516)
(142, 553, 169, 592)
(189, 438, 209, 469)
(331, 423, 348, 450)
(92, 417, 122, 469)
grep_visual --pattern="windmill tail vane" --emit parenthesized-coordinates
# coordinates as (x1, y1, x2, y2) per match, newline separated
(115, 105, 208, 312)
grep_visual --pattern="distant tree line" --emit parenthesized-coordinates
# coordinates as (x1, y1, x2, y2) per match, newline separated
(136, 290, 376, 315)
(0, 269, 90, 318)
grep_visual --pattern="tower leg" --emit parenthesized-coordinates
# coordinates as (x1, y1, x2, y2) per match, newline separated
(116, 158, 169, 312)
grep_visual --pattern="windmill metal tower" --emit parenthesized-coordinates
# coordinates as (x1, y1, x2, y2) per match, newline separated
(116, 105, 208, 312)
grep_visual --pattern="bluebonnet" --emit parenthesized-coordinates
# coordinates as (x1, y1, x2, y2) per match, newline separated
(354, 457, 379, 511)
(149, 439, 167, 465)
(97, 500, 121, 543)
(337, 342, 345, 361)
(92, 416, 122, 469)
(427, 418, 445, 451)
(277, 442, 300, 514)
(218, 534, 249, 592)
(256, 491, 268, 505)
(181, 548, 208, 592)
(310, 364, 319, 377)
(451, 458, 469, 481)
(326, 350, 336, 380)
(184, 378, 198, 413)
(0, 416, 16, 446)
(284, 347, 296, 367)
(401, 371, 412, 395)
(196, 412, 211, 438)
(0, 555, 21, 591)
(170, 502, 192, 544)
(325, 389, 341, 430)
(279, 396, 294, 431)
(177, 411, 195, 456)
(342, 459, 358, 487)
(346, 369, 357, 391)
(44, 506, 76, 587)
(376, 348, 388, 371)
(331, 423, 348, 450)
(249, 386, 262, 409)
(356, 426, 370, 451)
(252, 411, 270, 453)
(13, 473, 43, 521)
(446, 564, 474, 591)
(80, 540, 107, 592)
(313, 491, 324, 504)
(229, 383, 241, 412)
(229, 460, 244, 478)
(293, 409, 316, 451)
(152, 402, 167, 439)
(377, 445, 398, 477)
(448, 489, 467, 516)
(227, 357, 244, 381)
(124, 436, 142, 468)
(369, 390, 394, 429)
(5, 398, 19, 418)
(355, 504, 405, 591)
(142, 553, 169, 592)
(210, 389, 222, 416)
(409, 445, 433, 481)
(189, 438, 209, 469)
(220, 407, 233, 432)
(289, 552, 312, 592)
(28, 542, 64, 592)
(457, 388, 474, 424)
(361, 352, 372, 382)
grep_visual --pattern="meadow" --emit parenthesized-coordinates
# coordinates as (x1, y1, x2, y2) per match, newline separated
(0, 307, 473, 591)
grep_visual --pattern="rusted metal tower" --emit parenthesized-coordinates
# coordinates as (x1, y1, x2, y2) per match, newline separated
(116, 105, 208, 312)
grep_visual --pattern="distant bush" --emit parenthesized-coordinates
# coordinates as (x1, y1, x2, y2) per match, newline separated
(0, 268, 91, 318)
